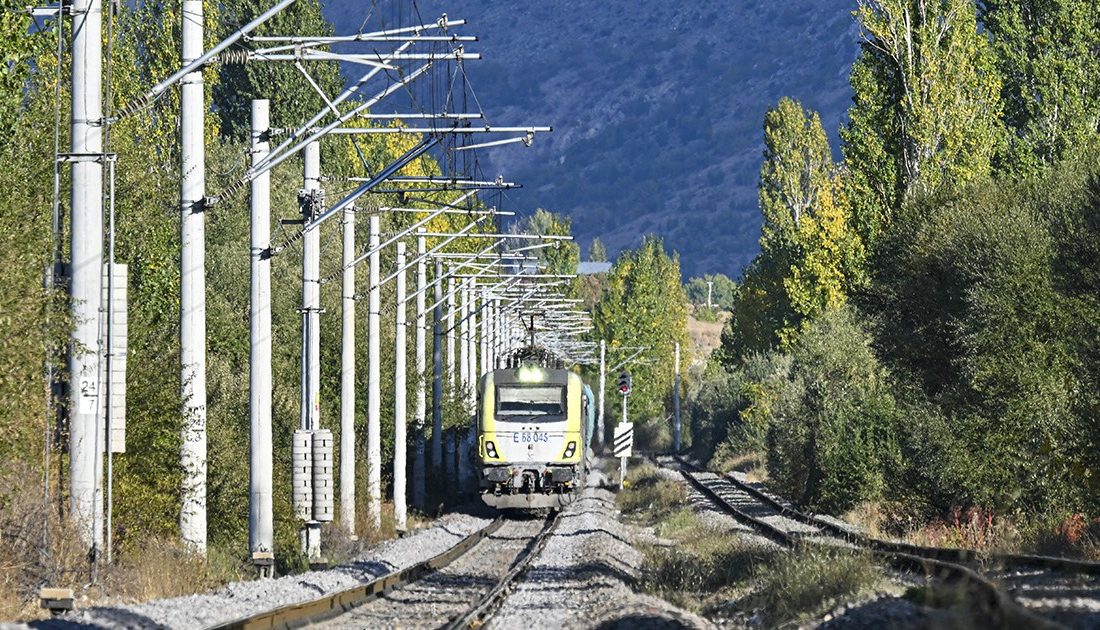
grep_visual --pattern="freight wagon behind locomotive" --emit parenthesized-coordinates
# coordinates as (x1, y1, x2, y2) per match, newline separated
(476, 364, 593, 509)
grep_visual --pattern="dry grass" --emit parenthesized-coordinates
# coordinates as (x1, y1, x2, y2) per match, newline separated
(0, 461, 249, 621)
(686, 311, 728, 360)
(617, 464, 687, 524)
(0, 465, 435, 621)
(842, 501, 1033, 555)
(640, 526, 775, 611)
(624, 479, 881, 626)
(1030, 514, 1100, 560)
(744, 545, 880, 625)
(708, 445, 768, 482)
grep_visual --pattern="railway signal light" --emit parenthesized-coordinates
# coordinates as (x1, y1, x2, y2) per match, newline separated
(617, 371, 632, 396)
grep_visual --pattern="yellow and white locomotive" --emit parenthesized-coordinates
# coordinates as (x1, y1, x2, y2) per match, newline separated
(476, 363, 594, 509)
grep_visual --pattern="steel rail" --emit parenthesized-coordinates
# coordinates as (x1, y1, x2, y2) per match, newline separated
(698, 457, 1100, 575)
(444, 510, 562, 629)
(211, 516, 506, 630)
(670, 457, 1063, 629)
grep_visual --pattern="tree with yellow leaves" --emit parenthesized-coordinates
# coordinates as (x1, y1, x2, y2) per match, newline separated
(724, 99, 865, 361)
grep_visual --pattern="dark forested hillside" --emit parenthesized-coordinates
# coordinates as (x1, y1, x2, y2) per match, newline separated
(321, 0, 860, 277)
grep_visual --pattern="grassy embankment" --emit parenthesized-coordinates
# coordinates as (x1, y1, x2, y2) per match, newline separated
(618, 462, 884, 626)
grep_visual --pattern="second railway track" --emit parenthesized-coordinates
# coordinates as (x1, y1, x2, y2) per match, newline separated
(660, 454, 1100, 629)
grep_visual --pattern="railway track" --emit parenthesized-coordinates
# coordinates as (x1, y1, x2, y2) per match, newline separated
(662, 454, 1100, 629)
(212, 511, 560, 630)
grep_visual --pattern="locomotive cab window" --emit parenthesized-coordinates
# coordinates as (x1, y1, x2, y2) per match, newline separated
(496, 386, 565, 419)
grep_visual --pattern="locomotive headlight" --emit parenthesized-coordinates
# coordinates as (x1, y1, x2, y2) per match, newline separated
(486, 441, 499, 459)
(516, 366, 544, 383)
(563, 441, 576, 459)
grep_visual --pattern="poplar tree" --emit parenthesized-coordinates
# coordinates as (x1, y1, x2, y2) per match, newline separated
(842, 0, 1004, 253)
(514, 209, 580, 294)
(980, 0, 1100, 173)
(588, 238, 608, 262)
(593, 237, 689, 438)
(725, 99, 864, 359)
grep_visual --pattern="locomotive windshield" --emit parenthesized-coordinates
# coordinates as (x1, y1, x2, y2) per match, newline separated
(496, 385, 565, 419)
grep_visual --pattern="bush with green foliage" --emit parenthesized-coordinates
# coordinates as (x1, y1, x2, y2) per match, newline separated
(761, 307, 898, 512)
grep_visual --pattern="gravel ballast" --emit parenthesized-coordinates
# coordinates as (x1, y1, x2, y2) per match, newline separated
(486, 467, 713, 630)
(312, 515, 549, 628)
(23, 510, 494, 630)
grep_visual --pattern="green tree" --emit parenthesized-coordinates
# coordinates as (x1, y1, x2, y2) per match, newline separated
(783, 177, 866, 338)
(0, 0, 47, 140)
(592, 237, 689, 447)
(214, 0, 345, 143)
(724, 99, 864, 360)
(513, 209, 580, 293)
(980, 0, 1100, 173)
(842, 0, 1004, 253)
(871, 174, 1081, 513)
(588, 237, 607, 262)
(683, 273, 736, 310)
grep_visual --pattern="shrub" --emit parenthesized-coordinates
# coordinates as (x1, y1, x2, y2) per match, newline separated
(763, 306, 898, 512)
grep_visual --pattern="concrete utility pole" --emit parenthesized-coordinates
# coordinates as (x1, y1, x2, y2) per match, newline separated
(393, 242, 408, 532)
(673, 342, 681, 452)
(367, 215, 381, 530)
(485, 296, 495, 371)
(707, 281, 713, 308)
(69, 0, 105, 554)
(597, 339, 606, 449)
(339, 197, 356, 535)
(300, 141, 322, 558)
(459, 284, 469, 394)
(446, 278, 456, 386)
(467, 291, 478, 404)
(179, 0, 208, 554)
(432, 262, 444, 472)
(479, 291, 489, 384)
(249, 100, 273, 575)
(413, 232, 427, 508)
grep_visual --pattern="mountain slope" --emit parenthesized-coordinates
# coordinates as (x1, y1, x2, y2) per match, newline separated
(321, 0, 860, 277)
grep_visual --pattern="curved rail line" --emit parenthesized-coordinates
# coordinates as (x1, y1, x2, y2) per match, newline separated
(669, 456, 1064, 629)
(690, 455, 1100, 576)
(444, 509, 562, 629)
(212, 517, 507, 630)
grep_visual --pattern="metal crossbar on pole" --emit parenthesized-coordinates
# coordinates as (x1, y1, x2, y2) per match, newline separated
(115, 0, 296, 119)
(247, 18, 467, 43)
(328, 190, 479, 282)
(327, 125, 551, 135)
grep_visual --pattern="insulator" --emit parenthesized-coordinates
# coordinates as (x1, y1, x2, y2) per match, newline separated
(291, 430, 312, 521)
(114, 92, 153, 121)
(311, 429, 334, 522)
(217, 49, 250, 65)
